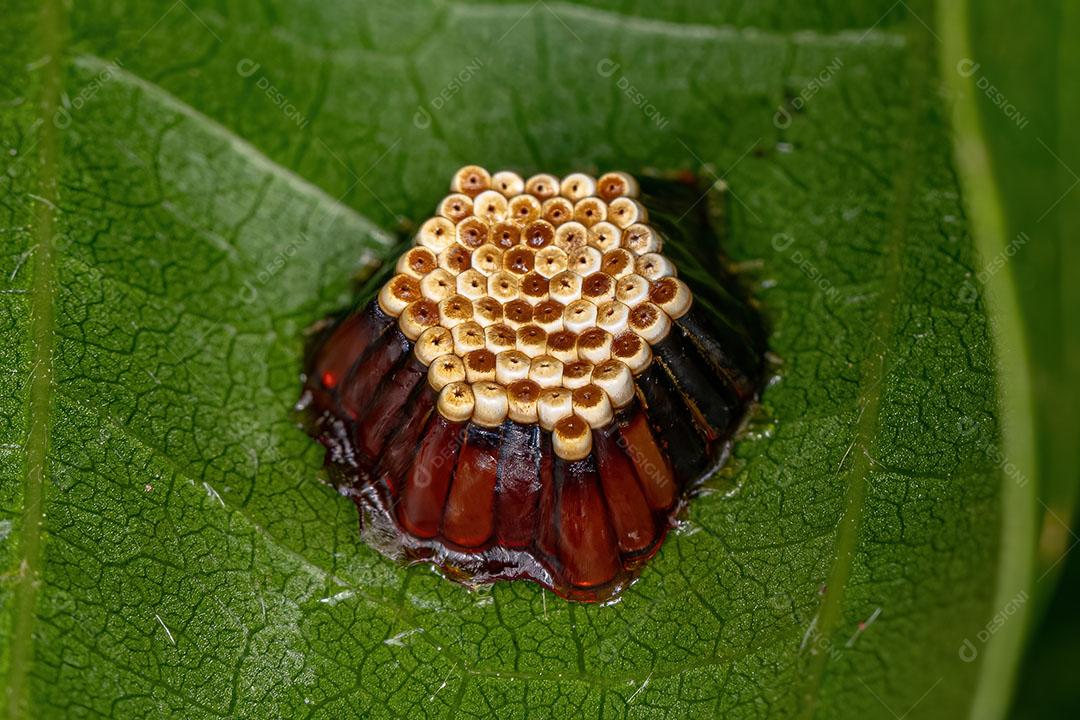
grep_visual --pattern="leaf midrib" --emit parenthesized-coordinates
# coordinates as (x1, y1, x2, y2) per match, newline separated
(7, 0, 65, 716)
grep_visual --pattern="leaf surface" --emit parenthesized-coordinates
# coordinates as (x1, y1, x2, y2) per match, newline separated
(0, 1, 1024, 717)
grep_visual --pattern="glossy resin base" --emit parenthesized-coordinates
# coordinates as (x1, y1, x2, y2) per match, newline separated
(297, 170, 765, 602)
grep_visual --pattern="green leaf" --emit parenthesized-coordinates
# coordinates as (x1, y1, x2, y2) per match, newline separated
(0, 0, 1034, 717)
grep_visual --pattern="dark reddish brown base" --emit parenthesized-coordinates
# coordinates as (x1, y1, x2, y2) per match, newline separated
(298, 298, 758, 602)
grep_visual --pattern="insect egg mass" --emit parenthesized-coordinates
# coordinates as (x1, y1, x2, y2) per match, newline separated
(298, 166, 765, 601)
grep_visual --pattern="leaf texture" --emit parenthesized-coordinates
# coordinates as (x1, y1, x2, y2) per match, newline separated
(0, 1, 1022, 717)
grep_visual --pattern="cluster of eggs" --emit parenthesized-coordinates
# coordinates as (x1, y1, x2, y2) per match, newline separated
(376, 166, 694, 460)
